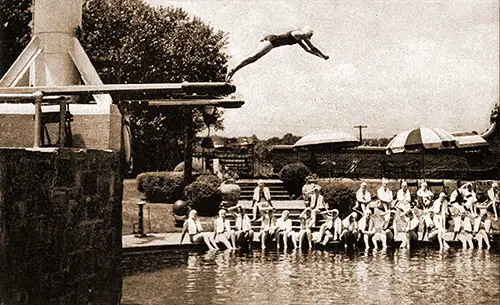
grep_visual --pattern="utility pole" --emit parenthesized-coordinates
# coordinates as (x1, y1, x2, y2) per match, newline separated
(354, 125, 367, 143)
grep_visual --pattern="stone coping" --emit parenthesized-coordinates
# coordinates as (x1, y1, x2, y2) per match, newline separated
(123, 232, 500, 254)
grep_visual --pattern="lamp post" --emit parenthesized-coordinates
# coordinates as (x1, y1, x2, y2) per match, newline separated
(135, 199, 148, 237)
(202, 105, 216, 171)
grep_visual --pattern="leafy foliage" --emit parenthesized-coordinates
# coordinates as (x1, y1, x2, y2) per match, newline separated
(253, 133, 302, 161)
(279, 162, 311, 197)
(184, 174, 222, 216)
(317, 182, 356, 218)
(0, 0, 32, 77)
(80, 0, 228, 84)
(137, 172, 185, 203)
(491, 103, 499, 124)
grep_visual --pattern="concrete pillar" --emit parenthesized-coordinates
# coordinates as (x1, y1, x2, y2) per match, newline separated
(32, 0, 82, 86)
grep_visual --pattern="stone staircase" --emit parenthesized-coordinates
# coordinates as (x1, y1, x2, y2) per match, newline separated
(237, 179, 291, 201)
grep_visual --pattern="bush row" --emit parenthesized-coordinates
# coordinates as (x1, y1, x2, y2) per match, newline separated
(278, 163, 356, 217)
(137, 172, 222, 216)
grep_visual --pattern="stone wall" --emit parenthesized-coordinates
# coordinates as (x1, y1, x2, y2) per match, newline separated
(0, 148, 122, 305)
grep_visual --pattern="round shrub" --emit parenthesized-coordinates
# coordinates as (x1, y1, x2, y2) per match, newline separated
(195, 174, 221, 188)
(279, 162, 311, 197)
(184, 174, 222, 216)
(184, 181, 221, 216)
(318, 182, 356, 218)
(137, 172, 185, 203)
(219, 182, 242, 207)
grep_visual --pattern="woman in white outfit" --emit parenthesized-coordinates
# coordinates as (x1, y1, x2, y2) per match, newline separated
(180, 210, 218, 250)
(213, 209, 235, 250)
(275, 210, 297, 250)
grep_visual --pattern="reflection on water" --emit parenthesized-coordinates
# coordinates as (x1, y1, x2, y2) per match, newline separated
(122, 248, 500, 305)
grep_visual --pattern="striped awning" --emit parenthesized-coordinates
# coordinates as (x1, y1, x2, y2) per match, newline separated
(386, 127, 456, 154)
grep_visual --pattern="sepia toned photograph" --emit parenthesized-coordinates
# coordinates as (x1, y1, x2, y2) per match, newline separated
(0, 0, 499, 304)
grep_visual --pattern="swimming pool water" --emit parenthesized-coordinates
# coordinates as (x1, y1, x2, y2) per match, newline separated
(122, 248, 500, 305)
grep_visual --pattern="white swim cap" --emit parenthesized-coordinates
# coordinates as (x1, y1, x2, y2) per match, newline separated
(189, 210, 198, 218)
(302, 26, 314, 36)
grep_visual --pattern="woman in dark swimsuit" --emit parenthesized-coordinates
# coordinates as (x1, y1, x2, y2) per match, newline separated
(226, 26, 329, 81)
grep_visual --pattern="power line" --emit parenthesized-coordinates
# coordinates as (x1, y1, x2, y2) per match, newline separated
(353, 125, 367, 142)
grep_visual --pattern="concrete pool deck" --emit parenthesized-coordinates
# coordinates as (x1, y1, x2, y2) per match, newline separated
(123, 231, 500, 254)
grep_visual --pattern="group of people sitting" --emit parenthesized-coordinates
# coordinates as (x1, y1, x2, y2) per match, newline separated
(181, 177, 499, 252)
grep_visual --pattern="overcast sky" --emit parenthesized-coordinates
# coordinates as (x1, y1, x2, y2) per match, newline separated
(148, 0, 499, 139)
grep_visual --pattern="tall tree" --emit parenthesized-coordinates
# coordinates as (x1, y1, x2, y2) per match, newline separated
(80, 0, 229, 174)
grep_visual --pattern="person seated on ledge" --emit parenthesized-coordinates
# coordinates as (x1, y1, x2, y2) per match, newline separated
(259, 207, 277, 250)
(354, 182, 372, 215)
(395, 181, 412, 214)
(298, 207, 315, 249)
(425, 211, 450, 251)
(487, 182, 499, 220)
(400, 209, 419, 249)
(473, 210, 491, 249)
(309, 185, 328, 225)
(213, 209, 235, 250)
(302, 175, 318, 208)
(275, 210, 298, 250)
(180, 209, 218, 250)
(417, 182, 434, 210)
(316, 209, 342, 246)
(420, 208, 436, 241)
(377, 178, 394, 212)
(251, 180, 273, 221)
(225, 26, 329, 81)
(370, 209, 392, 249)
(380, 210, 397, 249)
(476, 182, 498, 219)
(358, 210, 376, 249)
(228, 205, 254, 250)
(451, 183, 477, 218)
(340, 212, 359, 248)
(454, 211, 474, 249)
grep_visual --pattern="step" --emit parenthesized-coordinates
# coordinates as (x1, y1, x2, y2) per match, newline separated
(228, 225, 324, 232)
(240, 189, 289, 194)
(239, 195, 291, 200)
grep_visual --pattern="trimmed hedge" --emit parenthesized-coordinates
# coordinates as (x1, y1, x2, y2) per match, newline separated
(195, 174, 221, 188)
(279, 162, 311, 197)
(184, 174, 222, 216)
(317, 182, 356, 218)
(137, 172, 185, 203)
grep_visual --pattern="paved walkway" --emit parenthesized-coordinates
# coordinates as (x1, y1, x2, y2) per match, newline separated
(123, 231, 496, 253)
(123, 232, 187, 248)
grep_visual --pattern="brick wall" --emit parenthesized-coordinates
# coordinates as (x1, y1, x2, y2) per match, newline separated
(0, 148, 122, 305)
